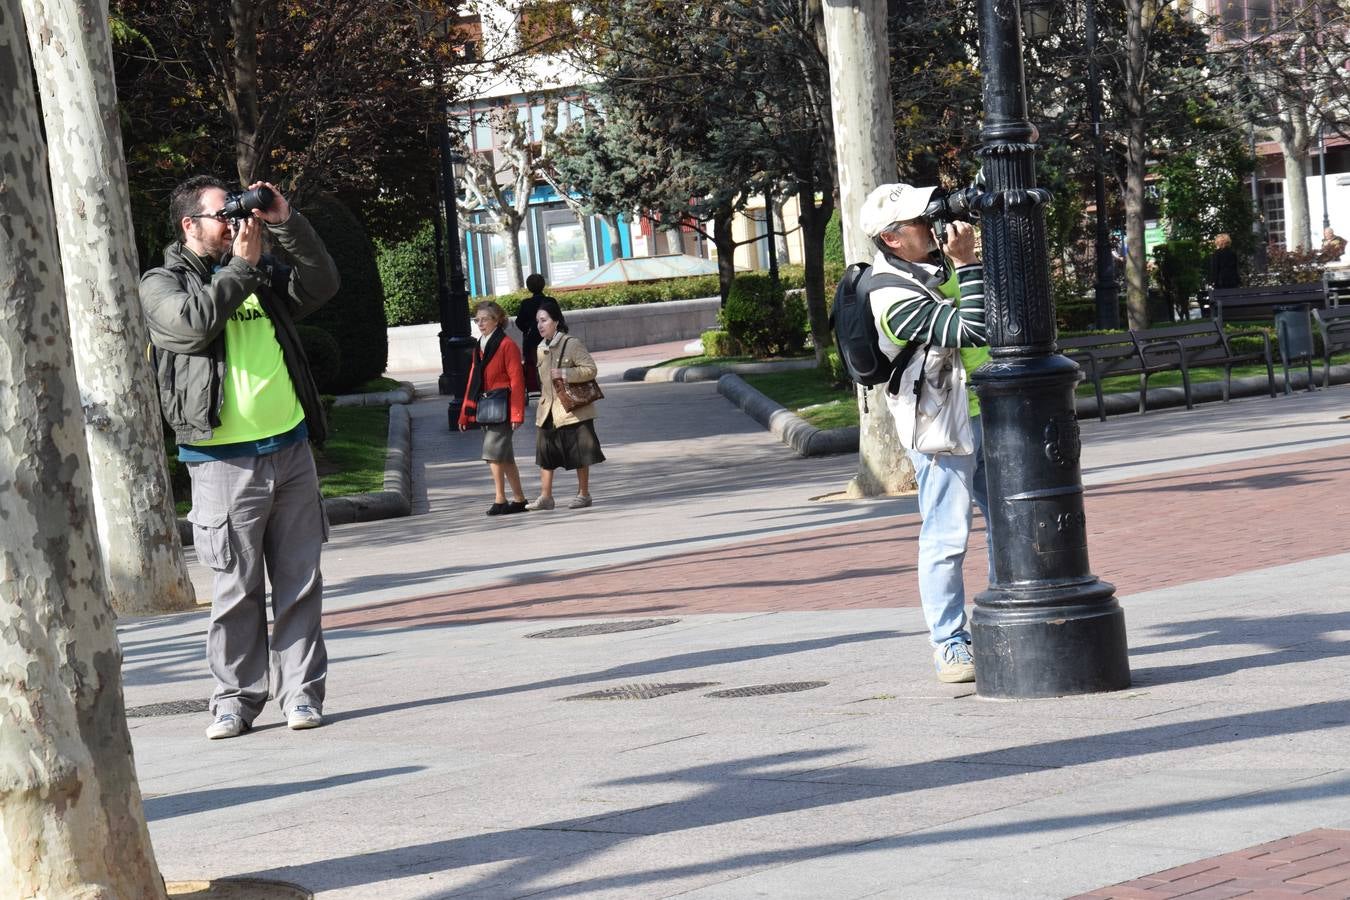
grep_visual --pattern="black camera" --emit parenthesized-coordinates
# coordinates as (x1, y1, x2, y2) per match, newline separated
(922, 186, 983, 225)
(217, 186, 275, 220)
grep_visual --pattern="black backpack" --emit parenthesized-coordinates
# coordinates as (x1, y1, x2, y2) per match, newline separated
(829, 263, 920, 405)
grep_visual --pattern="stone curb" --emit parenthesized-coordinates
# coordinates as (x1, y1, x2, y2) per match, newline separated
(623, 357, 817, 383)
(717, 373, 858, 458)
(719, 362, 1350, 458)
(176, 400, 415, 546)
(332, 380, 416, 407)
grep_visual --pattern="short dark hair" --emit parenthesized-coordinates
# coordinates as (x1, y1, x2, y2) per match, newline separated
(169, 175, 229, 241)
(537, 296, 568, 333)
(526, 273, 546, 293)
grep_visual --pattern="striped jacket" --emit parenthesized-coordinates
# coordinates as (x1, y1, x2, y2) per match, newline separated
(867, 250, 987, 361)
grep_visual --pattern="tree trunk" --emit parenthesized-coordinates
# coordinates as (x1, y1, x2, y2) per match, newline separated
(1124, 110, 1149, 329)
(502, 219, 525, 293)
(821, 0, 913, 496)
(798, 174, 834, 367)
(1123, 0, 1149, 330)
(604, 212, 624, 261)
(714, 204, 737, 303)
(0, 4, 166, 893)
(25, 0, 195, 615)
(229, 0, 262, 183)
(1279, 107, 1313, 251)
(772, 197, 792, 265)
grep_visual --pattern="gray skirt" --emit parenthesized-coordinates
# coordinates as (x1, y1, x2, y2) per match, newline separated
(480, 422, 516, 463)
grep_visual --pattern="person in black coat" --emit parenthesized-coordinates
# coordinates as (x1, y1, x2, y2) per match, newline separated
(516, 273, 552, 394)
(1208, 233, 1241, 290)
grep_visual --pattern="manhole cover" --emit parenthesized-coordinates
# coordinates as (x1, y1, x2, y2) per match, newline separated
(526, 619, 679, 638)
(126, 699, 210, 718)
(562, 682, 719, 701)
(705, 682, 828, 699)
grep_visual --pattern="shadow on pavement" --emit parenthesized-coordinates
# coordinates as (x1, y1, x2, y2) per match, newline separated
(146, 765, 424, 822)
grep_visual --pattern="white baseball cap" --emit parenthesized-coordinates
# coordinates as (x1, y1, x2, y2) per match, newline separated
(859, 183, 938, 238)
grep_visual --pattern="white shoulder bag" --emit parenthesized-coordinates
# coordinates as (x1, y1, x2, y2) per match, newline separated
(885, 344, 975, 455)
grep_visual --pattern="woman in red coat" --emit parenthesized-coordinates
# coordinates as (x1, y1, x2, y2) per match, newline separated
(458, 301, 528, 515)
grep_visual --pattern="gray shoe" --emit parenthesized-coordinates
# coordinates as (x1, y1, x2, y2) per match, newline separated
(934, 641, 976, 684)
(205, 713, 249, 740)
(288, 705, 323, 730)
(526, 496, 555, 511)
(568, 494, 592, 509)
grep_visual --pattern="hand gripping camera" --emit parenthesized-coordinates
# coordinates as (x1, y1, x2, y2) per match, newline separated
(921, 186, 983, 226)
(216, 186, 276, 220)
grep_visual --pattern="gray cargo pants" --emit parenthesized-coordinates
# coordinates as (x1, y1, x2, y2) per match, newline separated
(187, 438, 328, 723)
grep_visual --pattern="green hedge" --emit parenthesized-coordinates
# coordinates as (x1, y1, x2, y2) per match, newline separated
(300, 195, 388, 391)
(720, 273, 807, 358)
(378, 221, 439, 327)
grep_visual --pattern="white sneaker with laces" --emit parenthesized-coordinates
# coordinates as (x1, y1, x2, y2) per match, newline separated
(288, 705, 323, 730)
(934, 641, 976, 684)
(205, 713, 248, 740)
(568, 494, 592, 509)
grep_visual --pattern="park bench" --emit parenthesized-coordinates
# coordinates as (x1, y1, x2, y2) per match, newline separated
(1058, 333, 1148, 421)
(1211, 283, 1326, 393)
(1313, 306, 1350, 388)
(1130, 321, 1275, 410)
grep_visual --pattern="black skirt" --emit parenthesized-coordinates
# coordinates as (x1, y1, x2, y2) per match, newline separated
(536, 417, 605, 471)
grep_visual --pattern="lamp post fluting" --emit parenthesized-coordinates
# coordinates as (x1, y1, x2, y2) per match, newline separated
(969, 0, 1131, 698)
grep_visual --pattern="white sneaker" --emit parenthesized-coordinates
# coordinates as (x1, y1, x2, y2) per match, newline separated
(205, 713, 248, 740)
(287, 705, 323, 730)
(568, 494, 592, 509)
(934, 641, 976, 684)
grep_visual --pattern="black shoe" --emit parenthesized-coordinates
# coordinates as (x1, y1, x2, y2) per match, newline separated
(505, 500, 528, 514)
(486, 502, 509, 516)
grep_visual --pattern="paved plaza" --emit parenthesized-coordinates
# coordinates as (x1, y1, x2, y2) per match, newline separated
(121, 343, 1350, 899)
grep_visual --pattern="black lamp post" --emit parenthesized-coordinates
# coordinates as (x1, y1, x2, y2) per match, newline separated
(436, 98, 476, 427)
(968, 0, 1131, 697)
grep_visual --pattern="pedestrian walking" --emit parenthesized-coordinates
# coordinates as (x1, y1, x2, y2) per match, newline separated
(459, 300, 529, 516)
(140, 175, 339, 739)
(526, 298, 606, 510)
(516, 273, 552, 394)
(859, 183, 990, 684)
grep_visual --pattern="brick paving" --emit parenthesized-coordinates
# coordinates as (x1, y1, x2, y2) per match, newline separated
(325, 441, 1350, 632)
(1072, 829, 1350, 898)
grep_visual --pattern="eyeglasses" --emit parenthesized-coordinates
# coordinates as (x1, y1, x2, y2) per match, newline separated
(188, 213, 230, 223)
(474, 315, 497, 323)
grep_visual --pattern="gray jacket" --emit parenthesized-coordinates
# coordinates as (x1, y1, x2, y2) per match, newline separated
(140, 211, 340, 446)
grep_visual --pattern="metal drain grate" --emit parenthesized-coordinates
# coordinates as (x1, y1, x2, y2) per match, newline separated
(705, 682, 828, 699)
(126, 699, 210, 718)
(526, 619, 679, 639)
(562, 682, 719, 701)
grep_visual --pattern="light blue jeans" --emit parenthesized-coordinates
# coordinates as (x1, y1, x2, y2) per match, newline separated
(906, 416, 990, 648)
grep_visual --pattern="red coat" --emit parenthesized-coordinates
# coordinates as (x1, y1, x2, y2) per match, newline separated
(458, 333, 526, 428)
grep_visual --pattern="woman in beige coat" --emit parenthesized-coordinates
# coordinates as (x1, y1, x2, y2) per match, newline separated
(526, 298, 606, 510)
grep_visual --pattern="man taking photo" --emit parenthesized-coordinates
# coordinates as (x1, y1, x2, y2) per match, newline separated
(141, 176, 339, 739)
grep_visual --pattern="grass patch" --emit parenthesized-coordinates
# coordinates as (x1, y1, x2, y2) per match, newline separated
(354, 376, 402, 393)
(655, 354, 762, 368)
(1076, 351, 1350, 397)
(742, 367, 857, 430)
(316, 406, 390, 498)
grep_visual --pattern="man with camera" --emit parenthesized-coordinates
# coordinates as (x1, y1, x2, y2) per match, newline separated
(859, 182, 989, 684)
(141, 176, 340, 739)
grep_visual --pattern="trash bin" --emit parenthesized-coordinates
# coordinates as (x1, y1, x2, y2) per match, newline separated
(1273, 303, 1315, 394)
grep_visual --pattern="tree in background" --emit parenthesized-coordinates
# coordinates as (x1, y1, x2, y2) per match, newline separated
(25, 0, 195, 614)
(1, 0, 165, 891)
(111, 0, 467, 260)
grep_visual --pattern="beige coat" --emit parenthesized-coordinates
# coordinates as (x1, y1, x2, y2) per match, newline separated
(535, 333, 599, 426)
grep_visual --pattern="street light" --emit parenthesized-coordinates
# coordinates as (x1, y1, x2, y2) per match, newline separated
(968, 0, 1131, 697)
(437, 99, 476, 426)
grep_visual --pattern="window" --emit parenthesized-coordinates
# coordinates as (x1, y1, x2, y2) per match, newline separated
(545, 219, 588, 282)
(473, 112, 494, 151)
(1262, 181, 1286, 250)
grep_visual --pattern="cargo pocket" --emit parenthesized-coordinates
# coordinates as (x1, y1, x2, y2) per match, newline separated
(188, 507, 234, 571)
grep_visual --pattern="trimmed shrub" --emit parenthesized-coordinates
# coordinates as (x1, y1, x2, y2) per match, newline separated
(700, 329, 739, 357)
(720, 274, 807, 358)
(823, 210, 844, 266)
(297, 324, 343, 394)
(299, 194, 388, 391)
(1151, 239, 1205, 319)
(378, 221, 440, 326)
